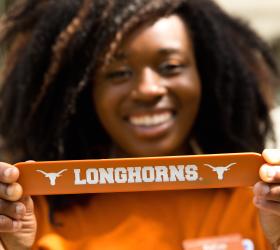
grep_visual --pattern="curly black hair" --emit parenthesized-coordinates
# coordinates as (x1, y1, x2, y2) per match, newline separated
(0, 0, 278, 212)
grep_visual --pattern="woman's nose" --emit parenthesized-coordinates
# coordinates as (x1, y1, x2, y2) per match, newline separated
(131, 68, 167, 101)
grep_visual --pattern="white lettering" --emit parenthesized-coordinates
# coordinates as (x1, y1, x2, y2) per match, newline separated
(142, 166, 155, 182)
(72, 164, 200, 185)
(127, 167, 142, 183)
(99, 168, 114, 184)
(74, 169, 87, 185)
(185, 165, 198, 181)
(155, 166, 169, 182)
(169, 165, 186, 181)
(115, 168, 127, 183)
(86, 168, 99, 184)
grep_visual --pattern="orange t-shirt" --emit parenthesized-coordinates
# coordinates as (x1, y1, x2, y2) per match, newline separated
(33, 188, 271, 250)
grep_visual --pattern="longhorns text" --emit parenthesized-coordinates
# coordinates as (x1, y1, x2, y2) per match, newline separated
(74, 165, 199, 184)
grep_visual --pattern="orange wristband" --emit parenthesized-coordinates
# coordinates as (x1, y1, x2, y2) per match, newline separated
(15, 153, 264, 195)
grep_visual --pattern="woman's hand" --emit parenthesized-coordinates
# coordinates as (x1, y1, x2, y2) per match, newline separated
(253, 149, 280, 249)
(0, 162, 36, 249)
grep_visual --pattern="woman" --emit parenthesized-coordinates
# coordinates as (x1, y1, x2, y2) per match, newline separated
(0, 0, 279, 249)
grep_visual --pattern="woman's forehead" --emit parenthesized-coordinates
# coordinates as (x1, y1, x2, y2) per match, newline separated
(115, 15, 192, 59)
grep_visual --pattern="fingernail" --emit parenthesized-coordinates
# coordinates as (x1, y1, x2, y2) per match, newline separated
(6, 186, 14, 196)
(13, 220, 21, 230)
(266, 167, 276, 179)
(254, 196, 264, 205)
(16, 204, 23, 215)
(3, 168, 13, 178)
(262, 184, 270, 195)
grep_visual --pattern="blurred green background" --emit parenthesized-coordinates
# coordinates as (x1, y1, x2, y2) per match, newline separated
(0, 0, 8, 14)
(0, 0, 13, 14)
(0, 0, 5, 14)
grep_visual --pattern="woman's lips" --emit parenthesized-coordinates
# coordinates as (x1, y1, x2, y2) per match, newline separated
(125, 111, 175, 138)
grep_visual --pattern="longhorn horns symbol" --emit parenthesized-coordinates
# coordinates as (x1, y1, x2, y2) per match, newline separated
(203, 163, 236, 180)
(36, 169, 67, 176)
(204, 162, 236, 170)
(36, 169, 67, 185)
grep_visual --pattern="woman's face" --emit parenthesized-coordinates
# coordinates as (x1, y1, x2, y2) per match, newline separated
(94, 15, 201, 157)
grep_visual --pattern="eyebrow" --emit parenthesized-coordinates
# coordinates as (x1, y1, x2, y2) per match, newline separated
(158, 48, 181, 55)
(113, 47, 182, 61)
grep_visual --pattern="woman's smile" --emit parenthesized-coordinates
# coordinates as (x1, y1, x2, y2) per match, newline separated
(125, 110, 175, 139)
(128, 111, 173, 127)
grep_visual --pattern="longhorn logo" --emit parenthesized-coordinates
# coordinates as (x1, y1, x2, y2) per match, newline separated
(36, 169, 68, 186)
(204, 163, 236, 180)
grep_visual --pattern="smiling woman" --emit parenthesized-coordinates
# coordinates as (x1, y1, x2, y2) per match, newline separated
(0, 0, 279, 249)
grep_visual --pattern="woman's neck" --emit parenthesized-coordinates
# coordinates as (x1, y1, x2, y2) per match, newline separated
(109, 141, 200, 159)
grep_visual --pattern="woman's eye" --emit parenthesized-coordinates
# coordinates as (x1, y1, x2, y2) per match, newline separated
(106, 69, 132, 80)
(159, 63, 185, 75)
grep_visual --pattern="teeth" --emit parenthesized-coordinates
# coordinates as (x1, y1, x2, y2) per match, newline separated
(129, 112, 172, 126)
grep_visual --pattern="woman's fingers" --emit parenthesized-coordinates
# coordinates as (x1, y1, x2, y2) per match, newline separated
(0, 215, 22, 232)
(261, 149, 280, 183)
(253, 181, 270, 196)
(0, 199, 26, 220)
(0, 162, 19, 184)
(0, 162, 22, 201)
(259, 164, 280, 183)
(262, 149, 280, 165)
(0, 198, 26, 232)
(253, 196, 280, 216)
(0, 183, 22, 202)
(0, 196, 34, 233)
(254, 181, 280, 202)
(19, 196, 34, 214)
(253, 181, 280, 216)
(0, 162, 35, 238)
(254, 181, 280, 216)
